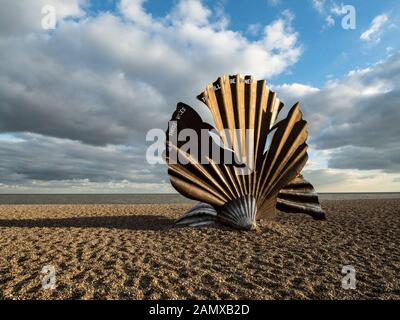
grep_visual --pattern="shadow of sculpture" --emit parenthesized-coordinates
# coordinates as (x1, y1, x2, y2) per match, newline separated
(0, 214, 174, 231)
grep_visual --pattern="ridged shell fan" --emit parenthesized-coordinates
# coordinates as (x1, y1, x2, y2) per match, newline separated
(165, 75, 325, 230)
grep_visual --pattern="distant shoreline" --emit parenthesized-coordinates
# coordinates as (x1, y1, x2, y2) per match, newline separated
(0, 193, 399, 204)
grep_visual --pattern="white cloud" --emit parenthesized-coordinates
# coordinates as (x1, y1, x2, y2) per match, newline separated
(330, 2, 344, 16)
(119, 0, 153, 26)
(272, 83, 320, 100)
(170, 0, 212, 26)
(247, 23, 262, 36)
(0, 0, 86, 36)
(262, 10, 301, 65)
(311, 0, 338, 28)
(360, 14, 389, 42)
(267, 0, 281, 6)
(325, 15, 335, 27)
(312, 0, 325, 14)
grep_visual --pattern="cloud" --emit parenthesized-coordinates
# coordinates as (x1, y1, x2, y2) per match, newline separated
(0, 0, 303, 191)
(245, 54, 400, 191)
(267, 0, 281, 6)
(247, 23, 262, 36)
(118, 0, 153, 26)
(311, 0, 325, 14)
(272, 83, 320, 98)
(169, 0, 212, 26)
(325, 15, 335, 27)
(0, 0, 86, 36)
(0, 0, 302, 147)
(1, 0, 397, 193)
(274, 53, 400, 175)
(330, 2, 344, 16)
(360, 14, 389, 42)
(0, 132, 171, 193)
(303, 168, 400, 192)
(310, 0, 338, 28)
(328, 146, 400, 172)
(303, 168, 354, 188)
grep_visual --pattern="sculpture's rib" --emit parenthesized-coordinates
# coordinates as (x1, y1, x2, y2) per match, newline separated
(206, 157, 239, 199)
(202, 84, 227, 144)
(277, 175, 326, 220)
(255, 103, 303, 199)
(253, 80, 268, 164)
(276, 198, 325, 220)
(170, 175, 225, 207)
(265, 92, 283, 130)
(168, 146, 232, 200)
(258, 152, 308, 218)
(218, 76, 246, 198)
(260, 120, 309, 197)
(198, 76, 246, 198)
(175, 202, 218, 227)
(216, 76, 236, 143)
(219, 195, 257, 230)
(234, 75, 248, 196)
(244, 76, 257, 195)
(168, 165, 228, 203)
(259, 143, 308, 206)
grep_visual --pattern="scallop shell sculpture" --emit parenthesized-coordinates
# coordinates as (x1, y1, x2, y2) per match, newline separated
(166, 75, 325, 230)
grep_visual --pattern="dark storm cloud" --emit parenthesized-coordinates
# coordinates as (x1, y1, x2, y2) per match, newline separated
(328, 146, 400, 172)
(0, 33, 171, 146)
(0, 133, 167, 185)
(314, 89, 400, 150)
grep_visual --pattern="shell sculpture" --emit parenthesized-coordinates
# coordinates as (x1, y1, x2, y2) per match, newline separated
(165, 75, 325, 230)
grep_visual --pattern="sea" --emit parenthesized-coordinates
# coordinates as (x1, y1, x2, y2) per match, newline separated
(0, 193, 399, 204)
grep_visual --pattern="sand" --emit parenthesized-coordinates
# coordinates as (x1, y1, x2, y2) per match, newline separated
(0, 199, 399, 300)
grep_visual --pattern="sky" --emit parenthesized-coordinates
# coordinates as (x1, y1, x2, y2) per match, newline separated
(0, 0, 399, 193)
